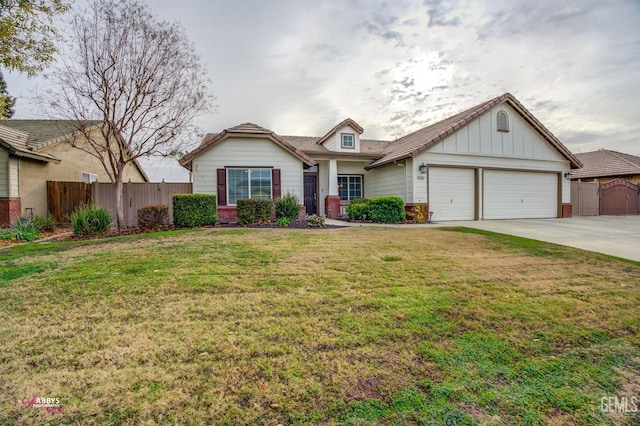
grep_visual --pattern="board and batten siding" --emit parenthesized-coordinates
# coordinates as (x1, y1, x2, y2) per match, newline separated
(8, 157, 19, 197)
(413, 103, 571, 205)
(191, 137, 304, 202)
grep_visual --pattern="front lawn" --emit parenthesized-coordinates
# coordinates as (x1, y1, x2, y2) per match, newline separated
(0, 227, 638, 425)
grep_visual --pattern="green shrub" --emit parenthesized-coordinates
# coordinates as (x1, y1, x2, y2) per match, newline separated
(345, 198, 370, 221)
(137, 204, 170, 230)
(173, 194, 217, 227)
(32, 213, 57, 232)
(71, 204, 112, 236)
(275, 193, 301, 221)
(276, 217, 291, 227)
(368, 196, 405, 223)
(306, 215, 325, 228)
(236, 199, 275, 225)
(0, 220, 42, 242)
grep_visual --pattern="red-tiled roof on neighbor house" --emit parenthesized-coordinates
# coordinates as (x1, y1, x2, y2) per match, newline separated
(365, 93, 582, 170)
(571, 149, 640, 179)
(179, 122, 317, 169)
(316, 118, 364, 145)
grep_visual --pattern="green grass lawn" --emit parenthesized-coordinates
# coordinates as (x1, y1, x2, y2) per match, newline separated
(0, 227, 638, 425)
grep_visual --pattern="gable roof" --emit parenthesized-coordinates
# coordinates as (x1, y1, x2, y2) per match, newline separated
(365, 93, 582, 170)
(316, 118, 364, 145)
(0, 120, 149, 181)
(571, 149, 640, 179)
(179, 123, 316, 169)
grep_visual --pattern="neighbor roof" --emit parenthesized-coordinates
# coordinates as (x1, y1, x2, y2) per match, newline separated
(571, 149, 640, 179)
(365, 93, 582, 169)
(0, 124, 61, 163)
(0, 120, 150, 180)
(179, 123, 317, 169)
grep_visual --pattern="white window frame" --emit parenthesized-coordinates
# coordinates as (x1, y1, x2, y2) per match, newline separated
(337, 174, 363, 201)
(341, 133, 355, 149)
(81, 172, 98, 183)
(227, 168, 272, 205)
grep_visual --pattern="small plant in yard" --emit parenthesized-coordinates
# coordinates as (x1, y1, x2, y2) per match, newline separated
(276, 217, 291, 227)
(275, 193, 301, 221)
(368, 196, 405, 223)
(173, 194, 217, 227)
(137, 205, 170, 230)
(0, 220, 42, 242)
(32, 213, 57, 232)
(71, 204, 112, 237)
(345, 198, 370, 221)
(237, 199, 275, 225)
(406, 204, 427, 223)
(306, 215, 325, 227)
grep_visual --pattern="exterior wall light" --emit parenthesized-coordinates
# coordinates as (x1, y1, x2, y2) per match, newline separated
(419, 163, 427, 174)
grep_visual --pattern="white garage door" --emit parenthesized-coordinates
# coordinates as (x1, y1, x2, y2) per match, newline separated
(429, 167, 475, 221)
(484, 170, 558, 219)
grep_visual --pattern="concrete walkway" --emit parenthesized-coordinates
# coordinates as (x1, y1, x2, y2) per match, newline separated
(325, 216, 640, 262)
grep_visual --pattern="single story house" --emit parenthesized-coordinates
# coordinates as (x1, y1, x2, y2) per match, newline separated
(0, 120, 148, 226)
(571, 149, 640, 183)
(179, 93, 582, 223)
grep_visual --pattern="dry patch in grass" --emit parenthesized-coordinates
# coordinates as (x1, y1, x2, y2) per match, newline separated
(0, 227, 638, 425)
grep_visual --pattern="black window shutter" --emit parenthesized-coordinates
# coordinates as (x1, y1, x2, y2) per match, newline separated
(217, 169, 227, 206)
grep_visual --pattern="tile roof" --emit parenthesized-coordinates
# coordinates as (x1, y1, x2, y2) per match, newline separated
(179, 123, 317, 168)
(1, 120, 102, 149)
(180, 93, 581, 171)
(282, 135, 391, 157)
(571, 149, 640, 179)
(0, 124, 60, 162)
(0, 120, 149, 180)
(366, 93, 581, 169)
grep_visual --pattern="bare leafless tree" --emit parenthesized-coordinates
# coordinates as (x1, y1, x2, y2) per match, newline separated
(40, 0, 211, 230)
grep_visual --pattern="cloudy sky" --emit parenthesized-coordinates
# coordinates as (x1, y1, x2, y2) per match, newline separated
(5, 0, 640, 181)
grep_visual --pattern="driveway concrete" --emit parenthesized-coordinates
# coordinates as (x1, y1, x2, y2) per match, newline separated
(325, 216, 640, 262)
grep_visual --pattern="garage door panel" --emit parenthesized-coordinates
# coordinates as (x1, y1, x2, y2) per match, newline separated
(429, 168, 475, 221)
(484, 171, 557, 219)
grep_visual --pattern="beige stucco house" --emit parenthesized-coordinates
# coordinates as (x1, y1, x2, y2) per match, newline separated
(0, 120, 148, 226)
(180, 93, 582, 223)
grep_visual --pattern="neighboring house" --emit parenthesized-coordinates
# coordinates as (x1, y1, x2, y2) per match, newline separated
(179, 93, 582, 223)
(0, 120, 148, 226)
(570, 149, 640, 216)
(571, 149, 640, 183)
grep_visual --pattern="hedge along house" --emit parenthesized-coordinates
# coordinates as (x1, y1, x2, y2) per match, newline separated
(179, 93, 582, 223)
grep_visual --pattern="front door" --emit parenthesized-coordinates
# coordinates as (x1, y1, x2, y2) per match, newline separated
(304, 175, 318, 215)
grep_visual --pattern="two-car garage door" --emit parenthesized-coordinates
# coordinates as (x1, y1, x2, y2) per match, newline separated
(428, 167, 558, 221)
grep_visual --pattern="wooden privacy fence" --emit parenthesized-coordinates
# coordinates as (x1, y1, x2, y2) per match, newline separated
(47, 181, 193, 226)
(599, 178, 639, 216)
(47, 181, 93, 223)
(570, 181, 599, 216)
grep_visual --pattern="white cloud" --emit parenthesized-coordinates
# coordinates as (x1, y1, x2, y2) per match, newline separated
(4, 0, 640, 181)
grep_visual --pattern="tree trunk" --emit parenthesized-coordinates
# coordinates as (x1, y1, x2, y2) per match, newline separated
(114, 172, 125, 232)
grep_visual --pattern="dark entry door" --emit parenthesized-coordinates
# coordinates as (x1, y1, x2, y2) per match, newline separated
(304, 175, 317, 215)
